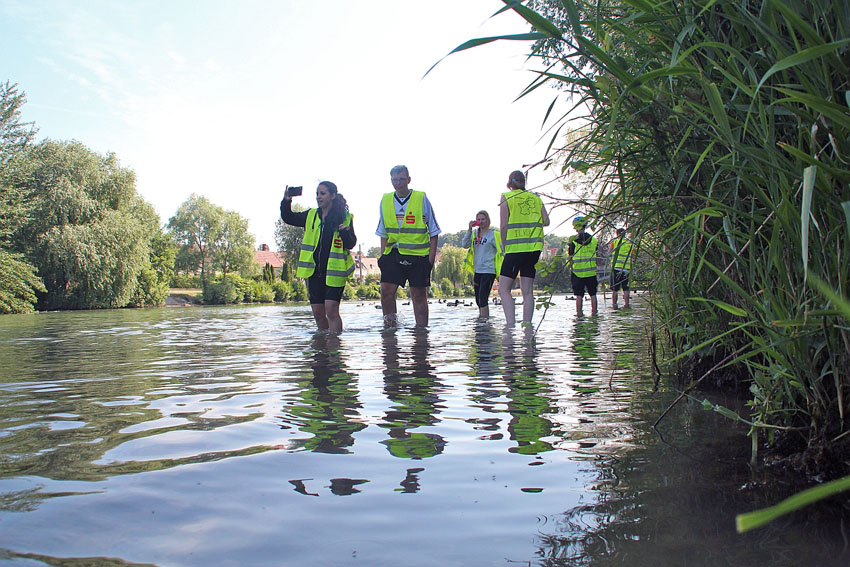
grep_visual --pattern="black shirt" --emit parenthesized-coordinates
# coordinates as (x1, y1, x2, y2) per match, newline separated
(280, 198, 357, 275)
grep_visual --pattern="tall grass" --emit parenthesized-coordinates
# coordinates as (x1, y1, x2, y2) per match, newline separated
(451, 0, 850, 473)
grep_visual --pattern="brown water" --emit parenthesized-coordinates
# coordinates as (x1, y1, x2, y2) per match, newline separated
(0, 295, 847, 566)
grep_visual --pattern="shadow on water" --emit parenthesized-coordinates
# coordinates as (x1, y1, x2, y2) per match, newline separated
(0, 299, 848, 566)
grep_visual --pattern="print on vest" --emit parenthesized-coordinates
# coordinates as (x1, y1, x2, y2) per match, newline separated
(518, 194, 537, 215)
(334, 237, 343, 248)
(405, 212, 416, 224)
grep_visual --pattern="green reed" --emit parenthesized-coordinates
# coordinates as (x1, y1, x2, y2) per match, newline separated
(447, 0, 850, 470)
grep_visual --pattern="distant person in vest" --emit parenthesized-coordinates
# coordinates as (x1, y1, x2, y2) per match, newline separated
(609, 226, 633, 309)
(568, 216, 598, 315)
(461, 210, 503, 319)
(498, 170, 549, 327)
(281, 181, 356, 333)
(376, 165, 441, 327)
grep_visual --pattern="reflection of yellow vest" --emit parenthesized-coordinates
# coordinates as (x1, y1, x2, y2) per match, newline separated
(381, 191, 429, 256)
(463, 228, 503, 275)
(502, 189, 544, 253)
(296, 209, 354, 286)
(611, 237, 632, 271)
(571, 235, 597, 278)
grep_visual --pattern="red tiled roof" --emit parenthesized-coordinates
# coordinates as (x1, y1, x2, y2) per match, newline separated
(254, 250, 285, 268)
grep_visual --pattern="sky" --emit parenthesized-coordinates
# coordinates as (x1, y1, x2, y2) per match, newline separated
(1, 0, 579, 253)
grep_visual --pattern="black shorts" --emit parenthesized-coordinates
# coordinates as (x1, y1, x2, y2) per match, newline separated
(307, 274, 344, 304)
(379, 248, 432, 288)
(571, 274, 598, 297)
(473, 272, 496, 307)
(500, 250, 541, 280)
(611, 269, 630, 291)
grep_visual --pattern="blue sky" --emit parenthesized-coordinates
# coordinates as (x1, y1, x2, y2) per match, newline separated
(1, 0, 575, 251)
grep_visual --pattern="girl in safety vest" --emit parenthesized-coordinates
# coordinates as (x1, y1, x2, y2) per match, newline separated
(281, 181, 356, 333)
(461, 210, 504, 319)
(498, 170, 550, 328)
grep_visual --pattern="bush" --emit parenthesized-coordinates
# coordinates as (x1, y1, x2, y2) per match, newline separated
(355, 281, 380, 300)
(290, 279, 308, 302)
(247, 280, 275, 303)
(272, 281, 291, 302)
(203, 279, 238, 304)
(343, 281, 355, 300)
(128, 267, 169, 307)
(171, 274, 202, 289)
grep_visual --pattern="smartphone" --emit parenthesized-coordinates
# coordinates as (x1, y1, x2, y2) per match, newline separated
(288, 186, 303, 196)
(472, 221, 480, 227)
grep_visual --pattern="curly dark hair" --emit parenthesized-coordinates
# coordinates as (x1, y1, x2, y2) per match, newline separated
(320, 181, 349, 227)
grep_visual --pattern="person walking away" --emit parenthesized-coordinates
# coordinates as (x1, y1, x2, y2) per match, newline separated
(461, 210, 503, 318)
(498, 170, 549, 327)
(609, 226, 633, 309)
(281, 181, 356, 333)
(568, 216, 598, 315)
(375, 165, 441, 327)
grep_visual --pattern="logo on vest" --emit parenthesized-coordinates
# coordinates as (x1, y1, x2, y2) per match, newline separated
(405, 212, 416, 224)
(334, 237, 342, 248)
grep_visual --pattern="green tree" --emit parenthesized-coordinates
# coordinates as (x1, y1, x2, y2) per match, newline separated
(168, 194, 222, 292)
(366, 246, 382, 258)
(274, 204, 306, 262)
(9, 140, 153, 310)
(213, 209, 256, 280)
(434, 244, 469, 287)
(0, 81, 43, 313)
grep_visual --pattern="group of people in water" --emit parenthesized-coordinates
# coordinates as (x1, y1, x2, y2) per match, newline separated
(280, 165, 635, 333)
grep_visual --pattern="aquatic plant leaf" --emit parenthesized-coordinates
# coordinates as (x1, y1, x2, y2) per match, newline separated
(736, 475, 850, 532)
(686, 297, 748, 317)
(756, 39, 850, 92)
(807, 271, 850, 322)
(801, 165, 816, 284)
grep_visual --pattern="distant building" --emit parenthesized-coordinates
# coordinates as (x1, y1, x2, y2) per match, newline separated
(255, 244, 285, 275)
(352, 250, 379, 282)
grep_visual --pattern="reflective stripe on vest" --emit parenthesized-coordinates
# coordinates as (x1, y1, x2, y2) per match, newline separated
(295, 209, 355, 286)
(572, 236, 597, 278)
(611, 237, 632, 271)
(381, 191, 429, 256)
(502, 190, 544, 253)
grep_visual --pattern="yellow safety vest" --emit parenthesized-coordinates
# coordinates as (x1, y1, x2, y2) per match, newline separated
(502, 189, 544, 253)
(381, 191, 429, 256)
(611, 237, 633, 271)
(463, 227, 503, 275)
(571, 235, 598, 278)
(296, 209, 355, 286)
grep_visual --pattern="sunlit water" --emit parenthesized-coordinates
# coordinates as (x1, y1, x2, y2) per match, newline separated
(0, 294, 847, 566)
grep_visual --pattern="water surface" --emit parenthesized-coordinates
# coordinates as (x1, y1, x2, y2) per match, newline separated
(0, 295, 846, 566)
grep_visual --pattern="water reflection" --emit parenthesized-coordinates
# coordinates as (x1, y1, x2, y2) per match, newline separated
(282, 332, 365, 454)
(502, 327, 555, 455)
(379, 328, 447, 460)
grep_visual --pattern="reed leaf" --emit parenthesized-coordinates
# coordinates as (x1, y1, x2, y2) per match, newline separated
(736, 475, 850, 533)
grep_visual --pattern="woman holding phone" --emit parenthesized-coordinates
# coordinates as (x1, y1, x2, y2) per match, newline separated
(280, 182, 356, 333)
(461, 210, 503, 318)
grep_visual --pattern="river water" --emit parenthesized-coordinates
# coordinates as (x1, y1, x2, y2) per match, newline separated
(0, 295, 847, 566)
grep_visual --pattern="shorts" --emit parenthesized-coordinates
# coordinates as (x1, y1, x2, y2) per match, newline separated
(378, 248, 432, 288)
(611, 269, 630, 291)
(473, 272, 496, 308)
(500, 250, 541, 280)
(307, 274, 344, 304)
(571, 273, 598, 297)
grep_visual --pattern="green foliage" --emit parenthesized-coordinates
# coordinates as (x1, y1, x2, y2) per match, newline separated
(272, 280, 292, 302)
(171, 274, 202, 289)
(355, 281, 380, 300)
(0, 250, 45, 314)
(274, 205, 306, 263)
(434, 244, 470, 286)
(472, 0, 850, 476)
(262, 262, 275, 285)
(439, 277, 457, 297)
(168, 194, 221, 291)
(290, 279, 308, 302)
(128, 266, 169, 307)
(366, 246, 382, 258)
(213, 210, 256, 279)
(343, 281, 355, 300)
